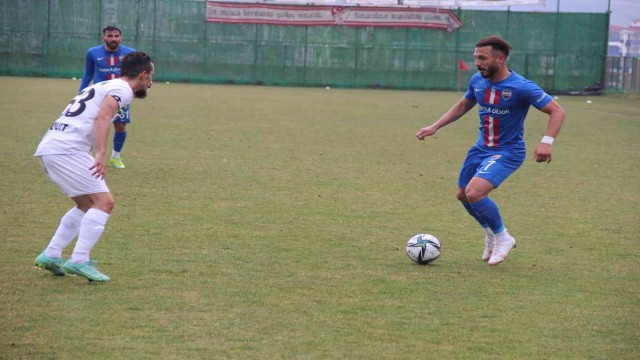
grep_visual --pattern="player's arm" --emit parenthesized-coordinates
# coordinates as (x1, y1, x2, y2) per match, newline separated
(417, 96, 476, 140)
(532, 99, 566, 163)
(90, 96, 120, 179)
(79, 51, 95, 92)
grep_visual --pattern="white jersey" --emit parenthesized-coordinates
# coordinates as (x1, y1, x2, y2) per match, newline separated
(35, 79, 133, 156)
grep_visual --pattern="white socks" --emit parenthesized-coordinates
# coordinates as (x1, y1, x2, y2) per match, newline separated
(44, 207, 86, 258)
(493, 229, 511, 243)
(70, 209, 110, 264)
(112, 150, 121, 159)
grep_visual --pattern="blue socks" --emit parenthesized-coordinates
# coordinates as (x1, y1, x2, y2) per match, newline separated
(466, 197, 505, 234)
(462, 202, 488, 228)
(113, 131, 127, 153)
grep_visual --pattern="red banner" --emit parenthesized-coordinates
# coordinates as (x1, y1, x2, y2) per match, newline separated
(206, 2, 463, 31)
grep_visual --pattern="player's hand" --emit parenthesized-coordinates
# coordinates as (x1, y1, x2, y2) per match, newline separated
(532, 143, 553, 163)
(90, 153, 107, 179)
(416, 125, 437, 140)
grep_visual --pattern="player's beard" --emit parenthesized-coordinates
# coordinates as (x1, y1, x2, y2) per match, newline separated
(134, 89, 147, 99)
(106, 42, 119, 51)
(478, 63, 499, 79)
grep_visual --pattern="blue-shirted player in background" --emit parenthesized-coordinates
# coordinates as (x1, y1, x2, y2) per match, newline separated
(416, 36, 566, 266)
(79, 26, 135, 169)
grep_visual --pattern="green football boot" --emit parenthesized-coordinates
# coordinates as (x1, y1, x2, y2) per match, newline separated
(110, 157, 125, 169)
(34, 252, 66, 276)
(63, 260, 110, 282)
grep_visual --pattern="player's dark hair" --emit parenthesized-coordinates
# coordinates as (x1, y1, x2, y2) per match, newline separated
(120, 52, 153, 78)
(476, 36, 512, 58)
(102, 26, 122, 35)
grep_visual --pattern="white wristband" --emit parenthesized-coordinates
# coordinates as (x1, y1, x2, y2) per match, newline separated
(541, 136, 554, 145)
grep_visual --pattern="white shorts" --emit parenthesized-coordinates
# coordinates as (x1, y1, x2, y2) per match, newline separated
(38, 154, 110, 197)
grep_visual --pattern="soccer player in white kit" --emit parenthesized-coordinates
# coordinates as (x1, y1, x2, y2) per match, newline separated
(34, 52, 154, 282)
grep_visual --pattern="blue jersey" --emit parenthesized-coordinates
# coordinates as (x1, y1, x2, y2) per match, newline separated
(79, 45, 136, 91)
(464, 70, 552, 151)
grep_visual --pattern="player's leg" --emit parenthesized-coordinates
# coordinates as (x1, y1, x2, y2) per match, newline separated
(44, 207, 86, 257)
(34, 156, 90, 275)
(466, 153, 523, 265)
(459, 190, 496, 262)
(111, 105, 130, 169)
(111, 122, 127, 168)
(465, 177, 504, 233)
(38, 153, 115, 281)
(457, 148, 496, 260)
(64, 192, 114, 282)
(35, 206, 86, 275)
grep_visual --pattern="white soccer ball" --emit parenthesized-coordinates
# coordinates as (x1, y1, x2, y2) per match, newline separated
(406, 234, 441, 264)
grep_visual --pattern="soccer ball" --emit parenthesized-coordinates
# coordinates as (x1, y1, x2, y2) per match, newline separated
(406, 234, 441, 264)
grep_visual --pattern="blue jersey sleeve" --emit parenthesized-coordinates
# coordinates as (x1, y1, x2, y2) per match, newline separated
(522, 79, 552, 110)
(79, 50, 95, 92)
(464, 74, 479, 101)
(122, 45, 136, 54)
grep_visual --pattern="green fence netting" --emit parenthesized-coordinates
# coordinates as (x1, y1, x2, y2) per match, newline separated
(0, 0, 609, 92)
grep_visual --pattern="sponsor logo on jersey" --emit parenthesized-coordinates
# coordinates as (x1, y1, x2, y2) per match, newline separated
(491, 155, 502, 160)
(479, 105, 510, 115)
(98, 67, 121, 73)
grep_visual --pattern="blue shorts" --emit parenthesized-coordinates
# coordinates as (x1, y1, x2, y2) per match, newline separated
(458, 145, 525, 189)
(112, 104, 131, 124)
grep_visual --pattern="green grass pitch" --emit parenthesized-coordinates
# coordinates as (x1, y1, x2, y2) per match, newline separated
(1, 76, 638, 359)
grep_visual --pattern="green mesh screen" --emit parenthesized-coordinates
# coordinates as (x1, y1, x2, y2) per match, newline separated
(0, 0, 609, 92)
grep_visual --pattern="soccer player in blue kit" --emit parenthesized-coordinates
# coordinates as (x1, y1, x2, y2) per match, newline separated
(79, 26, 135, 169)
(416, 36, 566, 266)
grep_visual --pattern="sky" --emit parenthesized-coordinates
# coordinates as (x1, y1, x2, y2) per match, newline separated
(464, 0, 640, 26)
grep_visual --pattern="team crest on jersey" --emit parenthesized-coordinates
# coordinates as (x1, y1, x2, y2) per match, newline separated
(491, 155, 502, 160)
(502, 90, 512, 100)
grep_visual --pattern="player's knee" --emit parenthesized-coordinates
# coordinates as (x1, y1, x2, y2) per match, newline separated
(105, 200, 115, 213)
(464, 187, 486, 203)
(93, 194, 115, 214)
(456, 188, 467, 202)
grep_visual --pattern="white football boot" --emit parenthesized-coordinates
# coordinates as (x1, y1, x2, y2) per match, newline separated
(488, 231, 516, 266)
(482, 232, 495, 262)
